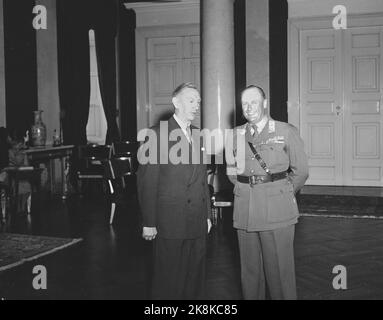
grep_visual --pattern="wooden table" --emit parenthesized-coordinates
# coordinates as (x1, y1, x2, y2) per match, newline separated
(24, 145, 74, 200)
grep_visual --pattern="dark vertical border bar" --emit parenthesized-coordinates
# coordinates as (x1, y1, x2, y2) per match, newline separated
(269, 0, 288, 122)
(3, 0, 37, 133)
(234, 0, 246, 126)
(118, 5, 136, 141)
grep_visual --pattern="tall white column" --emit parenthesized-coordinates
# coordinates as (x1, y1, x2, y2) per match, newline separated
(201, 0, 236, 153)
(35, 0, 60, 145)
(201, 0, 236, 192)
(0, 0, 6, 127)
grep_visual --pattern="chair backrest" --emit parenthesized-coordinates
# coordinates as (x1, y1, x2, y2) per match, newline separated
(78, 144, 112, 161)
(111, 141, 139, 172)
(111, 141, 139, 157)
(103, 158, 133, 180)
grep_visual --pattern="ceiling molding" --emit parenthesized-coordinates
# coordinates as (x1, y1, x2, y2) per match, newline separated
(124, 0, 199, 13)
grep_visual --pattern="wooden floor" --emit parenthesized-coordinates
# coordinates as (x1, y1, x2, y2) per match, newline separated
(1, 191, 383, 300)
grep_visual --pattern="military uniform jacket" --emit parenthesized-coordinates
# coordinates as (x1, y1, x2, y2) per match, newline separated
(137, 116, 212, 239)
(226, 118, 309, 231)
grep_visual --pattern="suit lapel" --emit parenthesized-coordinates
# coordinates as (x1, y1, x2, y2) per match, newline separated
(168, 116, 196, 184)
(187, 124, 199, 186)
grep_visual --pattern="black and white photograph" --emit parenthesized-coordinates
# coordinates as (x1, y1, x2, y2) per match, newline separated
(0, 0, 383, 305)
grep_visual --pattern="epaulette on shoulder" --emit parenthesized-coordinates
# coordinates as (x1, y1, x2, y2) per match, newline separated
(272, 120, 297, 133)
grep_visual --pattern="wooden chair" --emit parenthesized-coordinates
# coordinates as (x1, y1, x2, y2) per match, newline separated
(103, 157, 135, 224)
(2, 166, 43, 215)
(0, 178, 8, 221)
(207, 165, 233, 225)
(111, 141, 139, 173)
(76, 144, 112, 195)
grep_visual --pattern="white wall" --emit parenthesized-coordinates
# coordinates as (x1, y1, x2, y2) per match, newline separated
(288, 0, 383, 18)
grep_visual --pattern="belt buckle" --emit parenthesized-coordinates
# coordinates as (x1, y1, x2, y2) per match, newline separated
(249, 175, 261, 187)
(249, 175, 256, 187)
(250, 175, 267, 187)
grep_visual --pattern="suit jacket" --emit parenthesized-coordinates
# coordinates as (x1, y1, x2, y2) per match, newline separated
(137, 116, 212, 239)
(225, 118, 309, 231)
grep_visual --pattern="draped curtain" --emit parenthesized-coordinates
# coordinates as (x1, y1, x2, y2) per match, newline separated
(93, 0, 120, 144)
(57, 0, 91, 146)
(57, 0, 120, 146)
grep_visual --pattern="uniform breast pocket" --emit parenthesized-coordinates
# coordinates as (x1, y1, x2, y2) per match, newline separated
(268, 143, 288, 166)
(259, 144, 273, 164)
(265, 182, 298, 223)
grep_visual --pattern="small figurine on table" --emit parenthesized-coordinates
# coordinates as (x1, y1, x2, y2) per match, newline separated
(53, 129, 61, 147)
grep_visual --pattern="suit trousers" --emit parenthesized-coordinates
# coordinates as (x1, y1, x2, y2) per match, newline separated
(237, 225, 297, 300)
(151, 235, 206, 300)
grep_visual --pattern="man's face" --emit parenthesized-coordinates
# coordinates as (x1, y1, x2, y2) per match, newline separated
(241, 88, 267, 124)
(173, 88, 201, 123)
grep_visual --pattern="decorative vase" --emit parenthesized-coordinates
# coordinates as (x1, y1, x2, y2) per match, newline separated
(31, 110, 46, 147)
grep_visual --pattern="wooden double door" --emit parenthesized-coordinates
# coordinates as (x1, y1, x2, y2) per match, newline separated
(300, 26, 383, 186)
(147, 35, 201, 128)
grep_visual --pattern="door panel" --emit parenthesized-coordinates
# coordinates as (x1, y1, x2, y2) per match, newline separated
(344, 27, 383, 186)
(183, 35, 200, 58)
(300, 27, 383, 186)
(147, 36, 200, 128)
(147, 37, 183, 60)
(300, 29, 343, 185)
(148, 59, 183, 127)
(183, 57, 201, 127)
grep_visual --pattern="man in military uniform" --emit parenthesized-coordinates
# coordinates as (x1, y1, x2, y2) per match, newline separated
(226, 85, 308, 300)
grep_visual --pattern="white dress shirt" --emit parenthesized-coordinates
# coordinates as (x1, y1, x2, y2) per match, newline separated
(173, 114, 192, 144)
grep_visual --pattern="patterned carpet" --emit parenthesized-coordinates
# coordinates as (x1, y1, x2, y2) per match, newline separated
(0, 233, 82, 272)
(297, 193, 383, 218)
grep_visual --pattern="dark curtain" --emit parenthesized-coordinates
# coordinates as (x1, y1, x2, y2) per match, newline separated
(57, 0, 91, 146)
(118, 7, 137, 141)
(3, 0, 37, 134)
(269, 0, 288, 122)
(93, 0, 120, 144)
(234, 0, 247, 126)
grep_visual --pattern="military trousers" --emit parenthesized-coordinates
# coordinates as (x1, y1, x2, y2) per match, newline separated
(237, 224, 297, 300)
(151, 235, 207, 300)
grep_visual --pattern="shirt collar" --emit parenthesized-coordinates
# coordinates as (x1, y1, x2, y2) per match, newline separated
(173, 113, 190, 131)
(247, 116, 268, 135)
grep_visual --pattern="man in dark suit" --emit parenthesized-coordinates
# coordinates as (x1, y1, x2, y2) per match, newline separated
(137, 83, 212, 300)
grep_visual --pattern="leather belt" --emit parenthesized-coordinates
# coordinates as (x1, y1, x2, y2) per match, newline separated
(237, 171, 288, 186)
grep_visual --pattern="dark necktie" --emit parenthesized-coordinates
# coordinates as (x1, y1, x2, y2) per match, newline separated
(186, 125, 192, 144)
(250, 124, 258, 137)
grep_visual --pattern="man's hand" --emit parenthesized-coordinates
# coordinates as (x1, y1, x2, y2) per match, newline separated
(207, 219, 212, 234)
(142, 227, 157, 241)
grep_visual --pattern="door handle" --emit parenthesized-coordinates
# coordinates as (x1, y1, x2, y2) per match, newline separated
(335, 105, 341, 115)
